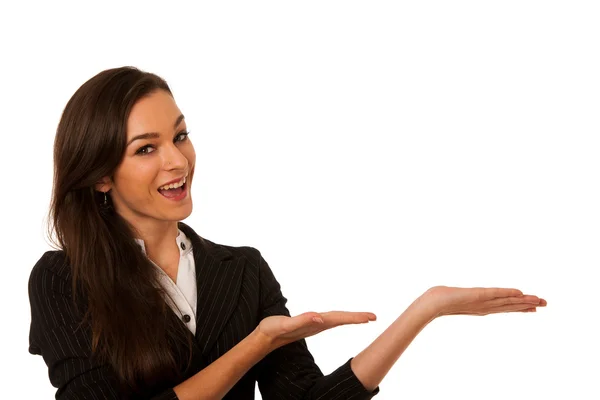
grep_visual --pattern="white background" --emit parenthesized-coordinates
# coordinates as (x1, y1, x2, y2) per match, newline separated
(1, 1, 598, 398)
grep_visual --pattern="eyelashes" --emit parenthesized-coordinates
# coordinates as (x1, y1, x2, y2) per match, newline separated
(135, 130, 190, 156)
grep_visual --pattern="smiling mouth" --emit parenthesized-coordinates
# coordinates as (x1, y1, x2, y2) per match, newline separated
(158, 180, 188, 200)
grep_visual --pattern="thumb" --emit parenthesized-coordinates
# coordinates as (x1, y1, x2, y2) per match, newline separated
(284, 312, 323, 332)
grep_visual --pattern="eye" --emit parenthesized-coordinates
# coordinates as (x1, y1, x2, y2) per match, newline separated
(134, 130, 189, 156)
(175, 130, 190, 143)
(135, 144, 155, 155)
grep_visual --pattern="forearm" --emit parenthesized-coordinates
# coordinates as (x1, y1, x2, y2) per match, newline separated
(350, 295, 438, 391)
(173, 329, 271, 400)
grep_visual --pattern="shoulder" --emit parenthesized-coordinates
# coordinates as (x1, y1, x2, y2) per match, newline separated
(28, 250, 81, 353)
(201, 236, 263, 266)
(197, 237, 279, 290)
(179, 221, 263, 266)
(28, 250, 72, 296)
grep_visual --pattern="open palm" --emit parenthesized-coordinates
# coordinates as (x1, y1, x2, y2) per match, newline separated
(258, 311, 376, 349)
(423, 286, 547, 317)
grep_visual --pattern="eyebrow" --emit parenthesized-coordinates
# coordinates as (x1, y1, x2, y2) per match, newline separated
(127, 114, 185, 147)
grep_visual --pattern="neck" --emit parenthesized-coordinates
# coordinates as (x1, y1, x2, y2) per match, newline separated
(131, 219, 180, 255)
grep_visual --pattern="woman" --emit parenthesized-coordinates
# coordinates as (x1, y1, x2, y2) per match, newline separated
(28, 66, 547, 400)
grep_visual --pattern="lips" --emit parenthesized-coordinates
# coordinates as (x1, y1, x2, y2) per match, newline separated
(158, 173, 188, 190)
(158, 180, 188, 200)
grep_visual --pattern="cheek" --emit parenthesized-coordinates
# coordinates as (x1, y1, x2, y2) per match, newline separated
(115, 161, 160, 197)
(184, 143, 196, 165)
(182, 147, 196, 177)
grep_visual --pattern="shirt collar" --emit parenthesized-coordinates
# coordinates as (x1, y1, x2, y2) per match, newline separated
(134, 229, 192, 256)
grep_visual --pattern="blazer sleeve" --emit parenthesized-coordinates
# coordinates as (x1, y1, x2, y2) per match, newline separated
(28, 252, 179, 400)
(254, 250, 380, 400)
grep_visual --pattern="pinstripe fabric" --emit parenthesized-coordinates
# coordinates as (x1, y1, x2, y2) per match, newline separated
(28, 222, 380, 399)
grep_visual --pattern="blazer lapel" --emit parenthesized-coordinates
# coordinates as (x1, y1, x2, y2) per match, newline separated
(178, 222, 246, 356)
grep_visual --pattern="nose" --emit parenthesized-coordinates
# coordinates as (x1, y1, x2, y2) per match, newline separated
(162, 143, 188, 170)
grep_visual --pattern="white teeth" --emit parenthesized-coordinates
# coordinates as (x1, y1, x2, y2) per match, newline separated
(159, 176, 186, 191)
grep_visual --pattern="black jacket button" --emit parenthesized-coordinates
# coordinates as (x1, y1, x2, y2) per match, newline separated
(182, 314, 191, 323)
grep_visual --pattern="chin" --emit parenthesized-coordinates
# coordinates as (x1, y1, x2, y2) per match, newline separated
(173, 203, 193, 221)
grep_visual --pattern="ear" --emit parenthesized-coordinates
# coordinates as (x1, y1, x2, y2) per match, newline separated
(95, 176, 112, 193)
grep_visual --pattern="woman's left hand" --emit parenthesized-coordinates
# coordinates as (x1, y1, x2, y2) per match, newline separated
(418, 286, 547, 317)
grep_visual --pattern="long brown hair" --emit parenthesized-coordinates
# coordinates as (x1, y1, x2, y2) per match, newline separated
(48, 66, 193, 394)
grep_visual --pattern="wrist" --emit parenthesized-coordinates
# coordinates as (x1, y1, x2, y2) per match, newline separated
(251, 328, 278, 354)
(411, 289, 444, 321)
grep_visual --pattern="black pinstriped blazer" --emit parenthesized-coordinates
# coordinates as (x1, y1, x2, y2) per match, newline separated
(28, 222, 380, 399)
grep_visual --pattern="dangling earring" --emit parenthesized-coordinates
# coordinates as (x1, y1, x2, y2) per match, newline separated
(103, 191, 108, 206)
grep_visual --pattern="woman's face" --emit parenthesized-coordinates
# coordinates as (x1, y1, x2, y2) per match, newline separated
(104, 89, 195, 226)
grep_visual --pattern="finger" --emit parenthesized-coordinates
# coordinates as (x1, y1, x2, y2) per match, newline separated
(328, 311, 376, 322)
(445, 304, 540, 316)
(319, 311, 377, 325)
(482, 295, 541, 308)
(539, 298, 548, 306)
(320, 311, 376, 319)
(477, 287, 524, 301)
(523, 294, 548, 307)
(284, 312, 324, 332)
(480, 303, 542, 315)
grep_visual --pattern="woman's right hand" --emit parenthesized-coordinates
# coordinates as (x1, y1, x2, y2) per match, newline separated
(256, 311, 377, 350)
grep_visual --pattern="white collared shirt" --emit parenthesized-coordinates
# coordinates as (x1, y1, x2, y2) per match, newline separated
(134, 229, 197, 335)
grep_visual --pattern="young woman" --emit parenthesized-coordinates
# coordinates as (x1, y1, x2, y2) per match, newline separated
(28, 66, 547, 400)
